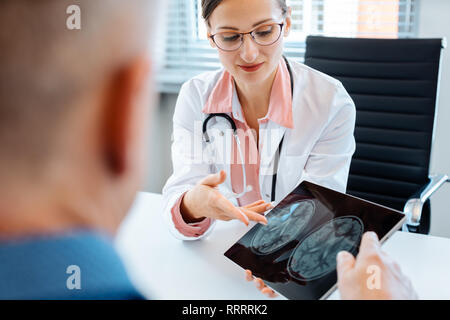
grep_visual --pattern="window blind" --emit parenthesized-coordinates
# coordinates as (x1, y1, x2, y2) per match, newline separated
(157, 0, 418, 93)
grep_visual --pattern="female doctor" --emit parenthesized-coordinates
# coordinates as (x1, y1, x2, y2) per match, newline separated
(162, 0, 356, 242)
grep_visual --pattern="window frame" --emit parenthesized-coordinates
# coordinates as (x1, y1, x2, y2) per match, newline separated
(157, 0, 418, 93)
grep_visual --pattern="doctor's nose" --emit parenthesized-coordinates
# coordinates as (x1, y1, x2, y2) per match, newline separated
(240, 34, 259, 63)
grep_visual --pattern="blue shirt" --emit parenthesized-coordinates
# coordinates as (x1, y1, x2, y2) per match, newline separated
(0, 231, 145, 300)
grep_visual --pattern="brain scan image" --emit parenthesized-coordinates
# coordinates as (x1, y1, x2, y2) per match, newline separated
(250, 200, 316, 255)
(287, 216, 364, 281)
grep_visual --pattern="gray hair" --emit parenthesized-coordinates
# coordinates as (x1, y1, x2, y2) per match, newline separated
(0, 0, 154, 175)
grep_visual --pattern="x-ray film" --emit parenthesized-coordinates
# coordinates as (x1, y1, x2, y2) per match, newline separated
(287, 216, 363, 281)
(224, 181, 405, 300)
(251, 200, 316, 255)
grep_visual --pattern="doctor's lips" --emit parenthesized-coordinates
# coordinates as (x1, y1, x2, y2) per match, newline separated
(239, 62, 264, 72)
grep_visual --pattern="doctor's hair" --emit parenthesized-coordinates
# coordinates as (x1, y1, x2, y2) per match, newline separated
(202, 0, 288, 26)
(0, 0, 153, 177)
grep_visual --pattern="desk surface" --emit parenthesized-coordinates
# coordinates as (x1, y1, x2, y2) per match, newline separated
(115, 192, 450, 300)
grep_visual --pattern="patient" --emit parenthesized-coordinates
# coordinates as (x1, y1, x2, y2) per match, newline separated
(0, 0, 417, 300)
(0, 0, 155, 299)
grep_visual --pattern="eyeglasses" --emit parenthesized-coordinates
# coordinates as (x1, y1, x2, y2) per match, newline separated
(209, 23, 284, 52)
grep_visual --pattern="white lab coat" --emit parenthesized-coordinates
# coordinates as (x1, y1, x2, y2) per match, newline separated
(162, 58, 356, 241)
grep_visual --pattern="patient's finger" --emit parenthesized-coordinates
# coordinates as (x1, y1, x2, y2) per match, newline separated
(358, 232, 381, 258)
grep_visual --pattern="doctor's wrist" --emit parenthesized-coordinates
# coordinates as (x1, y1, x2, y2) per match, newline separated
(180, 190, 206, 223)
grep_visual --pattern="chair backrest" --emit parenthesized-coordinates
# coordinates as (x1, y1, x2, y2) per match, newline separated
(303, 36, 443, 213)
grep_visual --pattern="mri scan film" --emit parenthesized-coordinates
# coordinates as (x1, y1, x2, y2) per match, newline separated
(251, 200, 316, 255)
(224, 181, 405, 300)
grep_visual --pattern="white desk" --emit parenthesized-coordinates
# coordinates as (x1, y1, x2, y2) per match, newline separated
(115, 192, 450, 300)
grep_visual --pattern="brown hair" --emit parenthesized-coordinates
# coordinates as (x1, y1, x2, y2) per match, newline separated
(202, 0, 288, 26)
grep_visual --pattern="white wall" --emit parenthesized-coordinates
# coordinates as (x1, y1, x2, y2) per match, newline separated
(418, 0, 450, 238)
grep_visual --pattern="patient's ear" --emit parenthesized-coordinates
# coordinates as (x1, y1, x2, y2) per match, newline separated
(102, 55, 151, 176)
(206, 24, 216, 48)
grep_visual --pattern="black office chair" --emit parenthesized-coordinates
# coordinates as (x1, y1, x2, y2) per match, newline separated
(303, 35, 448, 234)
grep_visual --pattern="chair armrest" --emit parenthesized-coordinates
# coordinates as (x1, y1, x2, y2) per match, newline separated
(404, 173, 449, 227)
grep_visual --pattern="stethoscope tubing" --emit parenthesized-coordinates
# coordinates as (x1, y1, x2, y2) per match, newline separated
(202, 56, 294, 202)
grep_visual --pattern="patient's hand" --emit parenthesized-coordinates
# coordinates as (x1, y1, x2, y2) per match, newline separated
(245, 270, 278, 298)
(336, 232, 418, 300)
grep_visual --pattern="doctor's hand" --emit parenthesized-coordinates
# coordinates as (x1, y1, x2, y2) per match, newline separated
(336, 232, 418, 300)
(181, 170, 271, 225)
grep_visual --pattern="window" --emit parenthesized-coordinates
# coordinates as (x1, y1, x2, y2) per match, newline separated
(158, 0, 418, 93)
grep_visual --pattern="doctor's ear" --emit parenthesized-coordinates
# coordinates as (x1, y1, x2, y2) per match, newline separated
(206, 24, 216, 48)
(207, 34, 216, 48)
(284, 7, 292, 37)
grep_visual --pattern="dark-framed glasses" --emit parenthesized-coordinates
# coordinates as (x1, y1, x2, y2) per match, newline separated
(210, 23, 284, 52)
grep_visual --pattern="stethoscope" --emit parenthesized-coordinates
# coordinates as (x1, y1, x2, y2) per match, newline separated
(202, 56, 294, 202)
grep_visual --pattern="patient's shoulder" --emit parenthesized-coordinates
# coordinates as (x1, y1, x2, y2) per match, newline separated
(0, 231, 146, 300)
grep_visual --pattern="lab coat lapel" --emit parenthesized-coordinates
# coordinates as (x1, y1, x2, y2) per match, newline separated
(205, 115, 234, 196)
(259, 121, 286, 198)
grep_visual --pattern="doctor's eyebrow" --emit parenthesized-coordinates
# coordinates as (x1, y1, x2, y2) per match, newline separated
(217, 18, 274, 31)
